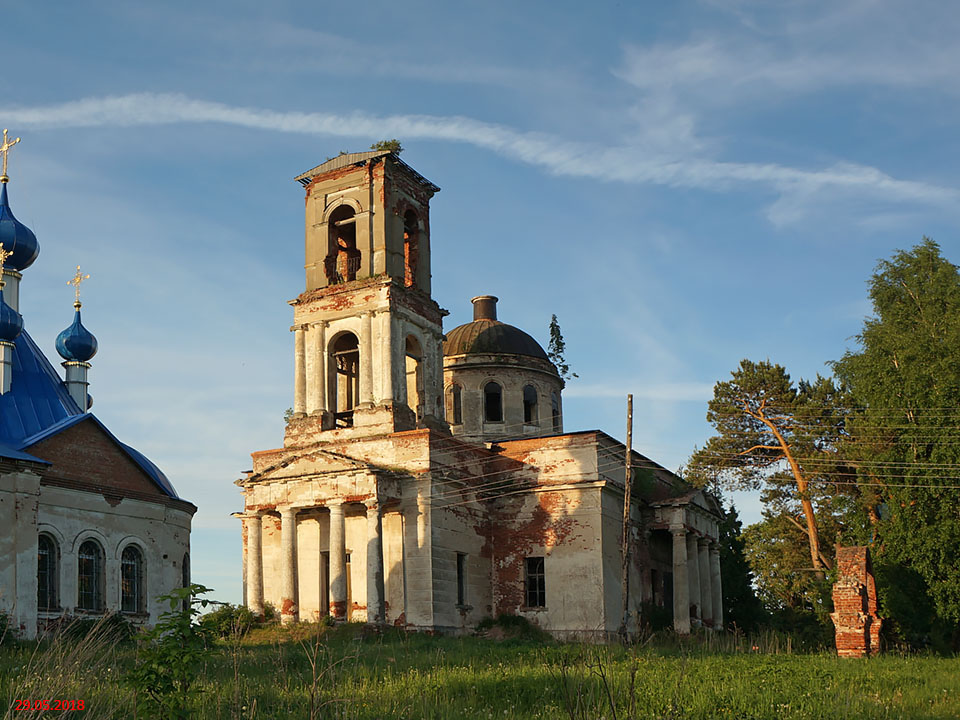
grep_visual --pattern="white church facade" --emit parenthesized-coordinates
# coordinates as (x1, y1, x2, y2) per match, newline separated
(237, 151, 722, 638)
(0, 138, 195, 639)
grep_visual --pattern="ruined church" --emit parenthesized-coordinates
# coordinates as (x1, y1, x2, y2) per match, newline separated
(237, 151, 722, 638)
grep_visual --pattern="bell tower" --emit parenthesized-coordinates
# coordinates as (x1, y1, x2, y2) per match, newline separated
(285, 151, 448, 446)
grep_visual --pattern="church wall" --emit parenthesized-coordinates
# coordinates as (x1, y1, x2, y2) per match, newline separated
(427, 499, 490, 633)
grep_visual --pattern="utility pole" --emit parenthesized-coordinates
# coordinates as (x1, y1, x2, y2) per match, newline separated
(619, 394, 633, 642)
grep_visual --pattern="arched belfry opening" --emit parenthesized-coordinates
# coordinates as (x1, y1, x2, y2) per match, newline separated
(403, 209, 420, 288)
(326, 205, 360, 285)
(405, 335, 423, 420)
(332, 332, 360, 427)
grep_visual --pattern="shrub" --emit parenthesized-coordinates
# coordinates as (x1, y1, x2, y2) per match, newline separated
(476, 614, 552, 644)
(0, 610, 10, 645)
(200, 603, 256, 638)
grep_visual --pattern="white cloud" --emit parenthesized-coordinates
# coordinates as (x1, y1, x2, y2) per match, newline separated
(1, 93, 955, 225)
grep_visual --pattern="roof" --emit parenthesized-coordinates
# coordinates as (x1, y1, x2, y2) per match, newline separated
(295, 151, 441, 192)
(444, 319, 549, 360)
(0, 329, 182, 499)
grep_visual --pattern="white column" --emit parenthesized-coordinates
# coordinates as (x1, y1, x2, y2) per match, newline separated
(305, 324, 319, 415)
(279, 507, 298, 624)
(698, 538, 713, 626)
(365, 499, 384, 624)
(710, 543, 723, 629)
(315, 321, 327, 413)
(328, 501, 347, 620)
(293, 326, 306, 416)
(360, 311, 374, 405)
(245, 514, 264, 615)
(686, 534, 701, 624)
(672, 529, 690, 634)
(62, 361, 90, 411)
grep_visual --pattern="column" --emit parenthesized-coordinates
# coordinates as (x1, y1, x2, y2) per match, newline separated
(328, 501, 347, 620)
(305, 324, 319, 415)
(315, 321, 327, 413)
(710, 543, 723, 630)
(279, 507, 299, 624)
(365, 499, 384, 624)
(698, 538, 713, 627)
(360, 311, 374, 405)
(245, 513, 264, 615)
(293, 327, 306, 416)
(686, 534, 700, 624)
(671, 529, 690, 634)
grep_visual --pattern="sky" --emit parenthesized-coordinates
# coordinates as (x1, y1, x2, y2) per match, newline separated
(1, 0, 959, 604)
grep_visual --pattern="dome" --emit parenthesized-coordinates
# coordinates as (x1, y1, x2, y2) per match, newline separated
(56, 307, 98, 362)
(443, 295, 549, 360)
(0, 183, 39, 271)
(0, 288, 22, 342)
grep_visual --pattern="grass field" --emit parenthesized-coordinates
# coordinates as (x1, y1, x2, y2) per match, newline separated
(2, 622, 958, 719)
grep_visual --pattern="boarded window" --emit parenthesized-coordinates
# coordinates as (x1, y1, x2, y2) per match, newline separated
(37, 534, 58, 611)
(78, 540, 104, 612)
(524, 556, 546, 608)
(484, 382, 503, 422)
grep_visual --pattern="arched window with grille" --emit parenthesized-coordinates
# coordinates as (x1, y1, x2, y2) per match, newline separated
(484, 382, 503, 423)
(121, 545, 145, 614)
(37, 534, 58, 611)
(77, 539, 104, 612)
(325, 205, 360, 284)
(523, 385, 539, 424)
(331, 332, 360, 427)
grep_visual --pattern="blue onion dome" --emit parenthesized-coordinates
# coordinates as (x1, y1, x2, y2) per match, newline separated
(0, 183, 39, 271)
(56, 305, 98, 362)
(0, 287, 22, 341)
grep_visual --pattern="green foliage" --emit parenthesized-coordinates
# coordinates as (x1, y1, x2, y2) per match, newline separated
(547, 314, 578, 380)
(476, 614, 553, 644)
(126, 583, 215, 719)
(61, 612, 137, 644)
(0, 611, 9, 645)
(200, 603, 257, 638)
(716, 504, 766, 632)
(283, 406, 294, 423)
(832, 239, 960, 624)
(370, 139, 403, 154)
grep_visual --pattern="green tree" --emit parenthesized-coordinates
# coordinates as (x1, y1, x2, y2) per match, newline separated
(686, 360, 849, 574)
(547, 314, 578, 380)
(717, 503, 766, 631)
(832, 238, 960, 622)
(370, 139, 403, 154)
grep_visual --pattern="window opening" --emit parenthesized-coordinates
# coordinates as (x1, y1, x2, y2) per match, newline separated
(325, 205, 360, 284)
(405, 336, 423, 420)
(403, 209, 419, 288)
(37, 534, 58, 611)
(449, 384, 462, 425)
(523, 385, 538, 424)
(332, 333, 360, 427)
(551, 392, 561, 432)
(456, 553, 467, 606)
(78, 540, 104, 612)
(524, 556, 546, 608)
(484, 382, 503, 423)
(121, 545, 145, 613)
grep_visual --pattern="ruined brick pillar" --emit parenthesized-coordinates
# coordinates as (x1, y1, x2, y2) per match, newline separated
(830, 546, 882, 658)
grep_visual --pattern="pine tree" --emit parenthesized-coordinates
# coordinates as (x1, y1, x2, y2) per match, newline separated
(547, 314, 577, 381)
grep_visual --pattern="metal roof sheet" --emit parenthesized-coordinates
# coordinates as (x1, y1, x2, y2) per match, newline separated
(295, 151, 441, 192)
(0, 441, 48, 464)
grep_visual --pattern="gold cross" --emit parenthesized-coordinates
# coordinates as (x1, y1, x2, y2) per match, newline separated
(0, 129, 20, 182)
(67, 265, 90, 307)
(0, 243, 11, 289)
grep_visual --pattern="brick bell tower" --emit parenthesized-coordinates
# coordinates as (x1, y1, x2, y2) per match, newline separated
(284, 150, 448, 447)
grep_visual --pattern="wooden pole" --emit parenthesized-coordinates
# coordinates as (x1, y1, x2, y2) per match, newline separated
(619, 394, 634, 641)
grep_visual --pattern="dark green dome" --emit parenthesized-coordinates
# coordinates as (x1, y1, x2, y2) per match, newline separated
(443, 295, 549, 360)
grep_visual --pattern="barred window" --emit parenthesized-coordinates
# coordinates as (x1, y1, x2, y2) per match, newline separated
(37, 534, 58, 611)
(121, 545, 145, 613)
(524, 556, 546, 608)
(77, 540, 104, 612)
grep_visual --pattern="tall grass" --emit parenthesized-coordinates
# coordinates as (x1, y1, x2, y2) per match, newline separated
(1, 622, 957, 719)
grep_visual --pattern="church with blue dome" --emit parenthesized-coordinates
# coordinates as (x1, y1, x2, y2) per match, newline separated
(0, 133, 195, 639)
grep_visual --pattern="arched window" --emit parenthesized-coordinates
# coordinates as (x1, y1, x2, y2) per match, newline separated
(448, 384, 462, 425)
(332, 333, 360, 427)
(37, 534, 58, 611)
(484, 382, 503, 423)
(182, 552, 190, 588)
(403, 209, 419, 288)
(523, 385, 538, 424)
(121, 545, 145, 613)
(77, 539, 104, 612)
(551, 392, 562, 433)
(405, 335, 423, 420)
(325, 205, 360, 284)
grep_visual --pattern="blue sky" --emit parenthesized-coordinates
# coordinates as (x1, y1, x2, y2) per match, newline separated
(2, 0, 958, 603)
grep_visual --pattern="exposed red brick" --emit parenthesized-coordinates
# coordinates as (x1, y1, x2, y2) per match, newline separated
(830, 545, 882, 658)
